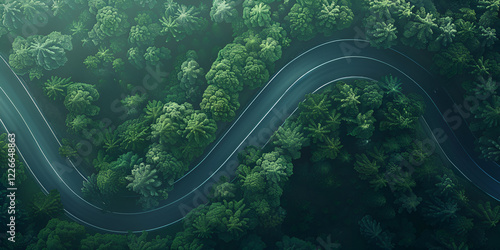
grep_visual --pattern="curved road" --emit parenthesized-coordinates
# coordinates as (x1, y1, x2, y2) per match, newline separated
(1, 39, 499, 233)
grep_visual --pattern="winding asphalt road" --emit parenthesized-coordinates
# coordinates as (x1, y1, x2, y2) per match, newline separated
(1, 39, 499, 233)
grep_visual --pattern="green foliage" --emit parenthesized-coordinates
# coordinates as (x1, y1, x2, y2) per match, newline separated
(346, 110, 376, 139)
(455, 19, 479, 50)
(43, 76, 72, 100)
(9, 32, 72, 78)
(478, 0, 500, 26)
(480, 26, 498, 47)
(205, 59, 242, 92)
(102, 128, 121, 154)
(298, 93, 331, 122)
(1, 1, 24, 30)
(134, 0, 157, 9)
(243, 2, 272, 28)
(144, 46, 171, 67)
(436, 17, 456, 47)
(450, 216, 474, 235)
(434, 174, 456, 196)
(478, 136, 500, 162)
(64, 83, 100, 116)
(151, 102, 194, 145)
(211, 0, 238, 23)
(146, 143, 187, 183)
(81, 233, 129, 250)
(380, 95, 423, 131)
(97, 169, 121, 196)
(126, 163, 162, 197)
(261, 23, 291, 48)
(174, 5, 204, 34)
(108, 152, 143, 177)
(287, 0, 353, 40)
(402, 7, 438, 49)
(286, 3, 316, 41)
(317, 0, 354, 36)
(240, 234, 266, 250)
(312, 136, 343, 161)
(118, 119, 149, 151)
(276, 235, 316, 249)
(183, 112, 217, 146)
(178, 56, 204, 92)
(30, 190, 63, 223)
(304, 121, 331, 143)
(422, 197, 459, 223)
(144, 100, 164, 125)
(8, 36, 37, 77)
(395, 192, 422, 213)
(218, 43, 249, 67)
(357, 80, 384, 110)
(129, 25, 154, 48)
(474, 201, 500, 227)
(359, 215, 394, 250)
(84, 55, 100, 70)
(82, 174, 101, 202)
(354, 154, 380, 179)
(186, 199, 251, 242)
(159, 15, 185, 43)
(66, 114, 92, 134)
(35, 219, 86, 249)
(242, 57, 269, 89)
(170, 231, 204, 249)
(112, 58, 125, 72)
(257, 151, 293, 184)
(238, 146, 262, 166)
(121, 94, 147, 116)
(88, 6, 130, 44)
(200, 85, 240, 122)
(212, 181, 236, 201)
(272, 121, 308, 159)
(433, 43, 473, 77)
(333, 83, 361, 116)
(59, 138, 78, 158)
(368, 0, 404, 19)
(365, 16, 398, 49)
(128, 231, 171, 250)
(474, 96, 500, 128)
(30, 31, 73, 70)
(259, 37, 282, 63)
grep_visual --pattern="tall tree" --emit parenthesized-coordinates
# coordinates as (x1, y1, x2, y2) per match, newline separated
(43, 76, 72, 100)
(34, 219, 86, 249)
(30, 190, 64, 223)
(126, 163, 162, 197)
(210, 0, 238, 23)
(243, 2, 272, 28)
(64, 83, 100, 116)
(183, 112, 217, 146)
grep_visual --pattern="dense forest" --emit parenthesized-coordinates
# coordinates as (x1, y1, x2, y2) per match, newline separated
(0, 0, 499, 249)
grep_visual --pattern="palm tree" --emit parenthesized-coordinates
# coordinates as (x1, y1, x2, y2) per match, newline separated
(184, 113, 217, 145)
(126, 163, 162, 197)
(316, 136, 343, 160)
(475, 201, 500, 227)
(43, 76, 72, 100)
(193, 214, 213, 239)
(102, 128, 121, 153)
(144, 100, 164, 125)
(379, 74, 402, 96)
(305, 121, 331, 143)
(298, 93, 331, 122)
(175, 5, 202, 33)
